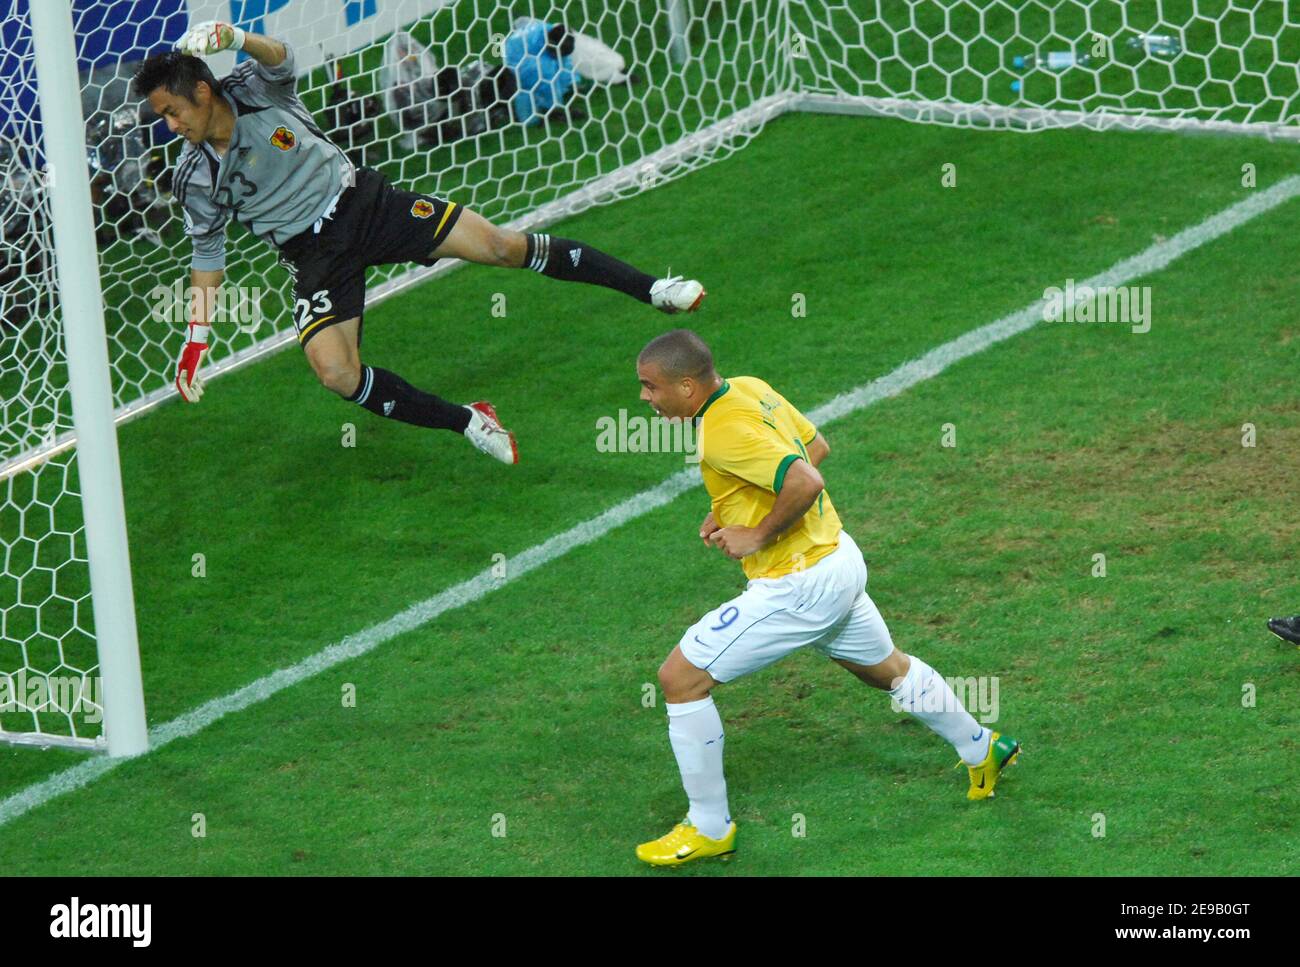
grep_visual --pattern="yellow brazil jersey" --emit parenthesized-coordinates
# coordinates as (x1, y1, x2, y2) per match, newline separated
(695, 376, 842, 580)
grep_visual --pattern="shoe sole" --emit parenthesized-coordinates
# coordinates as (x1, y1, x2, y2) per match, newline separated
(639, 847, 736, 867)
(658, 286, 707, 315)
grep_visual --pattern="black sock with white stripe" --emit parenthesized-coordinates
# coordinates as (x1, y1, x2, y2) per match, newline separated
(523, 234, 655, 303)
(347, 366, 470, 432)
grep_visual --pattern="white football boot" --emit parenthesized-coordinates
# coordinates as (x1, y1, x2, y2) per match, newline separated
(650, 275, 707, 314)
(463, 401, 518, 465)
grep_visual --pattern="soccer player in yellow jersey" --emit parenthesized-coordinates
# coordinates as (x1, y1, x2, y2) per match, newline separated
(632, 330, 1020, 866)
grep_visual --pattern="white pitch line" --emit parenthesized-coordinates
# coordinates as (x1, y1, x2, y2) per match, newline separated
(2, 174, 1297, 831)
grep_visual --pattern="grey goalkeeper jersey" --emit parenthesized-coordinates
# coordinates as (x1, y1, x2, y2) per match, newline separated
(173, 42, 353, 271)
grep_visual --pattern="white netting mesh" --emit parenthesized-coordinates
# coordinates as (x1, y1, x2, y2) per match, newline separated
(0, 452, 101, 746)
(789, 0, 1300, 136)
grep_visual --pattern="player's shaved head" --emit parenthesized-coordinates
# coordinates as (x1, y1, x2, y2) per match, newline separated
(638, 329, 716, 383)
(636, 329, 722, 420)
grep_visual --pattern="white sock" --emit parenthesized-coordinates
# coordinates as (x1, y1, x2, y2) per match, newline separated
(666, 697, 731, 840)
(889, 655, 991, 766)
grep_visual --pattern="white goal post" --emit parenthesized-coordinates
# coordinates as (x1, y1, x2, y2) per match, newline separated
(4, 0, 148, 756)
(2, 0, 1295, 753)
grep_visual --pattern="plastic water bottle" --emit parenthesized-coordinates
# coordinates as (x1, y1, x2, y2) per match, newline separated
(1012, 49, 1093, 72)
(1124, 33, 1182, 58)
(1010, 48, 1091, 92)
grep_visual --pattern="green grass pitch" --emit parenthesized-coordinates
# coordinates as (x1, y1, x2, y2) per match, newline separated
(2, 109, 1299, 875)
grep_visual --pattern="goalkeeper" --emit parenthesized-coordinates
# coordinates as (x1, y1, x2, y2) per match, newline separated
(133, 23, 707, 465)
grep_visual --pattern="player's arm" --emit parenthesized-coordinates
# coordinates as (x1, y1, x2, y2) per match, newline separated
(239, 32, 287, 68)
(749, 459, 825, 549)
(777, 388, 828, 466)
(176, 22, 286, 68)
(806, 432, 830, 467)
(175, 268, 222, 403)
(175, 172, 228, 402)
(700, 509, 721, 543)
(190, 268, 223, 320)
(702, 431, 823, 544)
(709, 458, 825, 560)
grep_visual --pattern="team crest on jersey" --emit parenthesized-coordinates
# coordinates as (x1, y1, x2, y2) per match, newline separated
(269, 126, 296, 150)
(410, 199, 435, 219)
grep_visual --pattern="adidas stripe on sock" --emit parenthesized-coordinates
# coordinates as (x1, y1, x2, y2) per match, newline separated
(522, 233, 655, 302)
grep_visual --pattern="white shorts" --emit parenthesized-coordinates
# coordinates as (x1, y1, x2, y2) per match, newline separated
(679, 530, 895, 683)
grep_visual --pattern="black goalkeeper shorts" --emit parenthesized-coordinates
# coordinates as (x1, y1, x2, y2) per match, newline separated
(277, 166, 462, 349)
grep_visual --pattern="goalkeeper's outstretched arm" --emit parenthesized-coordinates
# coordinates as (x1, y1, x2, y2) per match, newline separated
(239, 32, 287, 69)
(175, 21, 286, 66)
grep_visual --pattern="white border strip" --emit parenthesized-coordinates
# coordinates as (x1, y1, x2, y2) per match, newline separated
(0, 732, 103, 752)
(792, 92, 1300, 142)
(2, 173, 1295, 828)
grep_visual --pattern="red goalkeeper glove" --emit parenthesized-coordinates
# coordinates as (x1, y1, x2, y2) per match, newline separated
(176, 322, 209, 403)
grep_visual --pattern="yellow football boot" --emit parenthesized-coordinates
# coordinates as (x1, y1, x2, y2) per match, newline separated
(636, 819, 737, 866)
(962, 731, 1020, 801)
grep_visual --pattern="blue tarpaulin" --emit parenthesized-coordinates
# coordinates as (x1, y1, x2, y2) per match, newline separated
(503, 17, 580, 125)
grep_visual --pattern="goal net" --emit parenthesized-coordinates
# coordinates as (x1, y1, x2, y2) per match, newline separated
(788, 1, 1300, 138)
(2, 0, 1294, 752)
